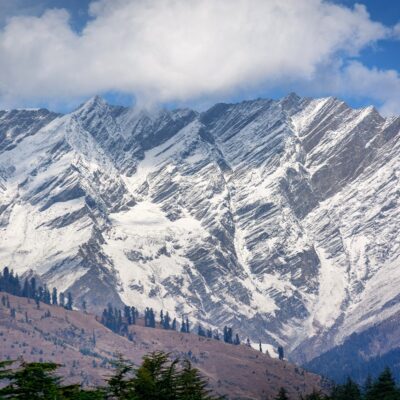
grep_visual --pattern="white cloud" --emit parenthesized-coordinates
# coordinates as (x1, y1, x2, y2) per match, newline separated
(0, 0, 394, 109)
(286, 59, 400, 117)
(339, 62, 400, 116)
(394, 22, 400, 39)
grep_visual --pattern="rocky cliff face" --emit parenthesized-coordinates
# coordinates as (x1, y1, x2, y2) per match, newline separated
(0, 94, 399, 362)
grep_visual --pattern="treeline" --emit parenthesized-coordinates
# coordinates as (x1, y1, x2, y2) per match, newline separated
(0, 267, 243, 347)
(0, 351, 222, 399)
(100, 303, 277, 354)
(275, 367, 400, 399)
(0, 267, 73, 310)
(1, 356, 398, 400)
(0, 267, 284, 357)
(100, 300, 247, 346)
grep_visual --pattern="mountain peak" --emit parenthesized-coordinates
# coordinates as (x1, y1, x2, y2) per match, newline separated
(280, 92, 302, 112)
(76, 95, 108, 114)
(284, 92, 301, 102)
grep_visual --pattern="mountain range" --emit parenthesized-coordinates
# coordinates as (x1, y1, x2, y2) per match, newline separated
(0, 93, 399, 375)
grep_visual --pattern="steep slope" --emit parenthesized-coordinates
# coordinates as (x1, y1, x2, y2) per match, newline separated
(304, 310, 400, 384)
(0, 292, 325, 399)
(0, 107, 134, 309)
(289, 100, 400, 361)
(0, 94, 399, 366)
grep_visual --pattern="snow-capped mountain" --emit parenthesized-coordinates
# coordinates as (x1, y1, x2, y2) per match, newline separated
(0, 94, 399, 361)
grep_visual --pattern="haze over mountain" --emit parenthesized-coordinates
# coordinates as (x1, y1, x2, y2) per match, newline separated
(0, 93, 399, 372)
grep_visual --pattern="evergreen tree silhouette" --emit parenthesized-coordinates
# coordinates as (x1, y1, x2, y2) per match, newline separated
(275, 387, 289, 400)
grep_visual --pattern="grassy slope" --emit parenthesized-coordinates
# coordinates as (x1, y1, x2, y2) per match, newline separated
(0, 292, 324, 399)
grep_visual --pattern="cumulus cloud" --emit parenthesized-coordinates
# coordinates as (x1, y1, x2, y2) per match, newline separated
(0, 0, 396, 110)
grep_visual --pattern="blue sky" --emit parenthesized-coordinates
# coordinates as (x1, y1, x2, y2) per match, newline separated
(0, 0, 399, 114)
(335, 0, 399, 70)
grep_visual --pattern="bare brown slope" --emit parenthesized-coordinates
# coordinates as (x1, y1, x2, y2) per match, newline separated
(0, 293, 324, 399)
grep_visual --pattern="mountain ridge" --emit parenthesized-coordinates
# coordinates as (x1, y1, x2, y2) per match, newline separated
(0, 93, 399, 369)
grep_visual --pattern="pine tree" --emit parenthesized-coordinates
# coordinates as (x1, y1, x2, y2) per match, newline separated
(144, 308, 150, 327)
(176, 359, 215, 400)
(198, 325, 206, 337)
(2, 267, 10, 291)
(66, 292, 73, 310)
(106, 304, 114, 330)
(223, 326, 232, 344)
(30, 278, 36, 299)
(22, 279, 30, 299)
(160, 310, 164, 327)
(278, 345, 284, 360)
(43, 288, 51, 305)
(0, 359, 14, 381)
(149, 308, 156, 328)
(363, 374, 373, 395)
(343, 377, 361, 400)
(106, 354, 135, 399)
(233, 333, 240, 345)
(275, 387, 289, 400)
(181, 317, 187, 333)
(172, 318, 177, 331)
(366, 367, 399, 400)
(331, 377, 361, 400)
(59, 292, 65, 307)
(163, 312, 171, 330)
(131, 306, 137, 325)
(51, 288, 57, 305)
(124, 305, 132, 325)
(132, 351, 178, 400)
(14, 274, 21, 296)
(302, 390, 326, 400)
(0, 361, 62, 399)
(2, 270, 21, 296)
(37, 286, 44, 302)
